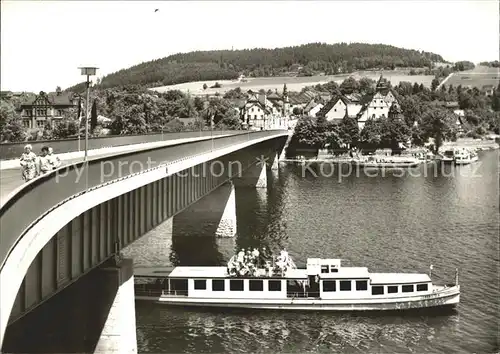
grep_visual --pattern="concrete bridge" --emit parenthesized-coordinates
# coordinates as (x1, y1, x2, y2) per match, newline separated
(0, 130, 289, 353)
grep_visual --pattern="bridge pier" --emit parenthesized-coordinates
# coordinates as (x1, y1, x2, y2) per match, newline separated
(94, 257, 137, 353)
(2, 258, 137, 353)
(271, 153, 279, 171)
(173, 181, 237, 238)
(233, 161, 268, 188)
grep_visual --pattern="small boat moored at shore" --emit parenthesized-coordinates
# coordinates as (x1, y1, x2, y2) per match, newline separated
(454, 148, 479, 165)
(135, 249, 460, 312)
(439, 149, 456, 164)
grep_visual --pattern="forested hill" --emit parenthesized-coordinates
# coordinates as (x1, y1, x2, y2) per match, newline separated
(67, 43, 446, 92)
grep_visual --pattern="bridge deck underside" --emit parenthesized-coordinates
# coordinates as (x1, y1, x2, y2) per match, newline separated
(8, 139, 283, 324)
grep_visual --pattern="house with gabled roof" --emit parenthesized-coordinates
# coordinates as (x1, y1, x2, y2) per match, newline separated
(241, 84, 290, 130)
(19, 89, 80, 129)
(316, 95, 351, 121)
(355, 75, 399, 129)
(307, 102, 324, 118)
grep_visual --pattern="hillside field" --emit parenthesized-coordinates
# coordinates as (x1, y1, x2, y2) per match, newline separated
(151, 70, 435, 95)
(444, 65, 499, 88)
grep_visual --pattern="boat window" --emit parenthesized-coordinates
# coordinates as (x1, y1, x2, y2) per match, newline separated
(194, 280, 206, 290)
(230, 279, 244, 291)
(339, 280, 351, 291)
(249, 280, 264, 291)
(371, 286, 384, 295)
(323, 280, 336, 292)
(388, 286, 398, 293)
(356, 280, 368, 291)
(212, 280, 225, 291)
(402, 285, 414, 293)
(321, 265, 329, 273)
(416, 283, 428, 291)
(268, 280, 282, 291)
(330, 266, 338, 273)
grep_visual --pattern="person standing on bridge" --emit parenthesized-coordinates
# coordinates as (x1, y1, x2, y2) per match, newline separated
(19, 144, 38, 182)
(38, 146, 61, 174)
(46, 147, 61, 170)
(38, 146, 51, 174)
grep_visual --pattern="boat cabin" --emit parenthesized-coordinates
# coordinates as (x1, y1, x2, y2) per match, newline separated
(134, 259, 433, 300)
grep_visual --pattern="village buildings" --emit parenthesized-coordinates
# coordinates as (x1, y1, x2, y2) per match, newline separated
(239, 85, 291, 130)
(315, 75, 399, 129)
(19, 88, 81, 129)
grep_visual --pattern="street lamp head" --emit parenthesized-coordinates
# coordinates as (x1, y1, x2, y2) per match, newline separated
(78, 67, 98, 76)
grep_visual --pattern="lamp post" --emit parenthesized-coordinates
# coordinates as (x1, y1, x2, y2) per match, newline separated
(78, 67, 98, 162)
(211, 114, 214, 151)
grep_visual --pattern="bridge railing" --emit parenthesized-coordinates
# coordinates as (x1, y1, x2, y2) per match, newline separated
(0, 130, 287, 270)
(0, 130, 239, 160)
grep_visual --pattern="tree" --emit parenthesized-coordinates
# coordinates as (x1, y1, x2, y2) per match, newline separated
(399, 96, 422, 126)
(339, 76, 359, 95)
(320, 81, 339, 93)
(90, 100, 98, 131)
(193, 96, 204, 112)
(339, 117, 360, 148)
(53, 119, 79, 139)
(110, 104, 148, 134)
(358, 77, 375, 94)
(359, 118, 383, 152)
(216, 109, 241, 130)
(0, 100, 26, 142)
(431, 77, 439, 92)
(164, 118, 185, 132)
(380, 116, 411, 154)
(412, 82, 420, 94)
(491, 85, 500, 112)
(291, 116, 323, 149)
(322, 121, 344, 153)
(410, 124, 425, 146)
(420, 107, 457, 152)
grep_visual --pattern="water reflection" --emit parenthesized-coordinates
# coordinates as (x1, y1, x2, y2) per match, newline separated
(136, 302, 461, 354)
(128, 151, 498, 354)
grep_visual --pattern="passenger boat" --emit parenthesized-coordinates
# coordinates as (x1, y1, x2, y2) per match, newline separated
(134, 250, 460, 311)
(454, 148, 479, 165)
(439, 148, 456, 164)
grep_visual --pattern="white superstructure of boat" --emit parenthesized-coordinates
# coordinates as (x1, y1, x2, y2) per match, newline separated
(135, 251, 460, 311)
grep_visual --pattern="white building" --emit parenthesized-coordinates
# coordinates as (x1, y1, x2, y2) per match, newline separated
(241, 85, 290, 130)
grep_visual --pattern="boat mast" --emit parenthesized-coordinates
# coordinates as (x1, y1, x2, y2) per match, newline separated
(455, 268, 459, 286)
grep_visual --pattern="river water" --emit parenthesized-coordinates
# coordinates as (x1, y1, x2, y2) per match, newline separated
(123, 150, 499, 354)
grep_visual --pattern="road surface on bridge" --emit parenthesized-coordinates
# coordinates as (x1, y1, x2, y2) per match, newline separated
(0, 134, 233, 206)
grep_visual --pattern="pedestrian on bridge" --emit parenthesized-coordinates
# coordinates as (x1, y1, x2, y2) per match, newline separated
(46, 147, 61, 170)
(19, 144, 38, 182)
(39, 146, 61, 174)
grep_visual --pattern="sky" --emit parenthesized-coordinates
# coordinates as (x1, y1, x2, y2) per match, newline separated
(1, 0, 498, 92)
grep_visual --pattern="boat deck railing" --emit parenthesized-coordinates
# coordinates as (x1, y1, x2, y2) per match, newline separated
(135, 289, 188, 297)
(287, 291, 319, 299)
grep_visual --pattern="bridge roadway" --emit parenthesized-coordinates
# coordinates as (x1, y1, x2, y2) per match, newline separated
(0, 132, 237, 205)
(0, 130, 288, 349)
(0, 130, 283, 271)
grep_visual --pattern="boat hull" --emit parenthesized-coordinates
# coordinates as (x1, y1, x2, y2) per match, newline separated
(440, 158, 455, 164)
(455, 155, 478, 165)
(136, 286, 460, 311)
